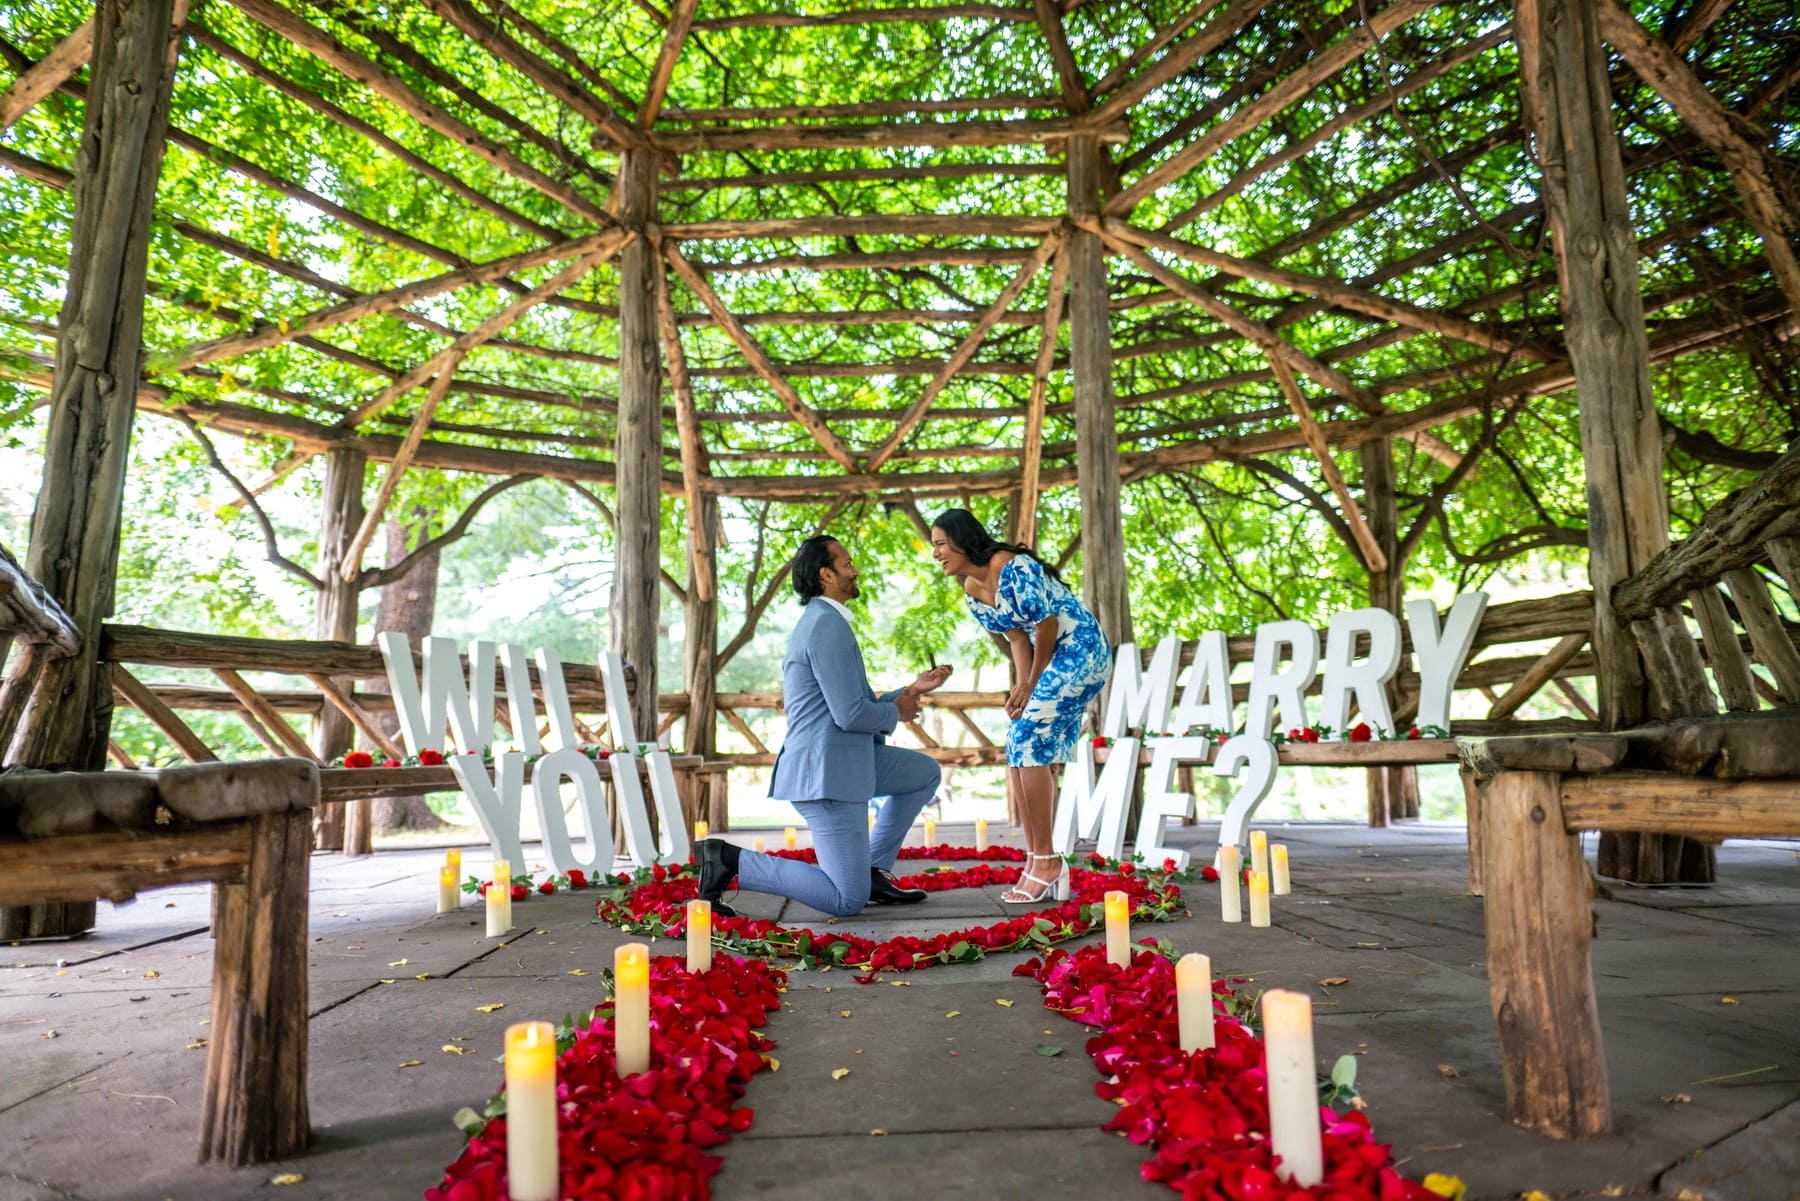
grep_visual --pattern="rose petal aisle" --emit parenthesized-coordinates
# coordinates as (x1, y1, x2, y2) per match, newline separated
(1018, 945, 1449, 1200)
(427, 954, 784, 1201)
(593, 847, 1189, 976)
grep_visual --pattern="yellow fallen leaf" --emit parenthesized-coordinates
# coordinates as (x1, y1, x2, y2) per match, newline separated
(416, 973, 431, 981)
(186, 1038, 207, 1050)
(890, 980, 910, 986)
(569, 969, 590, 977)
(442, 1045, 467, 1055)
(945, 1010, 960, 1018)
(388, 959, 409, 968)
(1422, 1174, 1467, 1201)
(1720, 996, 1739, 1005)
(1437, 1063, 1460, 1079)
(269, 1173, 305, 1186)
(1318, 976, 1350, 987)
(840, 1010, 852, 1018)
(380, 979, 397, 985)
(831, 1067, 851, 1080)
(761, 1055, 780, 1072)
(397, 1059, 422, 1069)
(143, 969, 161, 979)
(869, 1128, 887, 1136)
(995, 999, 1015, 1007)
(1661, 1093, 1691, 1104)
(477, 1003, 505, 1013)
(1521, 1193, 1552, 1201)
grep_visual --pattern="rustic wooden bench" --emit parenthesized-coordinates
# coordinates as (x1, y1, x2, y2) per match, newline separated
(1460, 712, 1800, 1138)
(0, 757, 318, 1165)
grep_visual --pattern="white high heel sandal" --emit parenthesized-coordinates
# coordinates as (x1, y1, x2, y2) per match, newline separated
(1001, 853, 1066, 904)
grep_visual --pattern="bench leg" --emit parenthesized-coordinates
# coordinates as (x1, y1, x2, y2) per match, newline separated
(1461, 767, 1483, 897)
(200, 810, 312, 1164)
(1480, 769, 1610, 1137)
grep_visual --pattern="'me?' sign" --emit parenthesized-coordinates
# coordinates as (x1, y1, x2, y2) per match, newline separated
(378, 635, 688, 872)
(1051, 593, 1486, 868)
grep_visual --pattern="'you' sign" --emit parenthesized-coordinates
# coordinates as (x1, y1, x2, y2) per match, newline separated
(1051, 593, 1487, 867)
(377, 634, 688, 872)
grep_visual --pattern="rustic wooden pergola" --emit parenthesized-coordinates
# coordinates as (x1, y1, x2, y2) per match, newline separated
(2, 0, 1797, 891)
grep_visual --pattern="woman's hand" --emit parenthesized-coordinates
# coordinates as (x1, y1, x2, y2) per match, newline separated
(1005, 675, 1037, 719)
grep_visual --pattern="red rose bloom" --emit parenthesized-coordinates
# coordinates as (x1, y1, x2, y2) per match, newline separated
(538, 880, 556, 895)
(381, 757, 402, 768)
(419, 748, 446, 766)
(598, 749, 611, 760)
(1092, 735, 1108, 748)
(1407, 726, 1421, 740)
(343, 750, 374, 768)
(1349, 722, 1373, 742)
(567, 869, 588, 889)
(477, 881, 491, 896)
(1200, 865, 1220, 882)
(510, 883, 528, 901)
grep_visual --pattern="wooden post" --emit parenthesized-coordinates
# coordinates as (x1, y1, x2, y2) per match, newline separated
(1479, 769, 1610, 1137)
(1066, 135, 1130, 650)
(1518, 0, 1711, 882)
(1359, 438, 1418, 823)
(684, 494, 720, 828)
(4, 0, 185, 940)
(1460, 766, 1483, 895)
(613, 149, 662, 744)
(312, 447, 365, 852)
(200, 808, 312, 1163)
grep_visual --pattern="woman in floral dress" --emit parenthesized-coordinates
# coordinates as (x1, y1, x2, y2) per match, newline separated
(929, 509, 1111, 902)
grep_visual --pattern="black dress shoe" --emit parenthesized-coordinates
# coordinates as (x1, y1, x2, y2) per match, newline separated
(868, 866, 926, 905)
(695, 839, 740, 918)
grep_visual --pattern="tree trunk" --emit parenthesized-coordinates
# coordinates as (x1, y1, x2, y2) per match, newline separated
(370, 509, 445, 835)
(1360, 438, 1421, 823)
(3, 0, 185, 939)
(1518, 0, 1712, 883)
(311, 447, 365, 852)
(684, 494, 720, 826)
(612, 149, 662, 744)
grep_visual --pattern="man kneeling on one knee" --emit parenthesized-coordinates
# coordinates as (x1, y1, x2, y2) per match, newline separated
(696, 534, 952, 917)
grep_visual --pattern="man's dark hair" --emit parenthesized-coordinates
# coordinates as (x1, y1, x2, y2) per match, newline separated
(793, 535, 839, 603)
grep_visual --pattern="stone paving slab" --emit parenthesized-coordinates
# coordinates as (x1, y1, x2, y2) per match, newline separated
(1661, 1096, 1800, 1201)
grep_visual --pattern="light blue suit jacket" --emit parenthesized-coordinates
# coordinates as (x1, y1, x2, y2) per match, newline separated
(769, 599, 902, 804)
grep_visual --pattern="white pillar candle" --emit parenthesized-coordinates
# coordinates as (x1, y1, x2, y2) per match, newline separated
(1250, 829, 1269, 879)
(694, 819, 708, 842)
(752, 835, 766, 853)
(1218, 845, 1242, 923)
(437, 865, 459, 914)
(1248, 870, 1271, 928)
(1103, 890, 1130, 967)
(975, 818, 989, 852)
(784, 826, 798, 850)
(686, 899, 712, 973)
(485, 882, 507, 938)
(446, 848, 462, 879)
(493, 859, 513, 932)
(613, 943, 651, 1078)
(1272, 844, 1291, 895)
(504, 1021, 558, 1201)
(923, 816, 937, 847)
(1175, 952, 1214, 1052)
(1261, 989, 1324, 1186)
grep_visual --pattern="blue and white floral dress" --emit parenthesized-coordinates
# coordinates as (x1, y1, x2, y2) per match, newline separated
(965, 555, 1111, 767)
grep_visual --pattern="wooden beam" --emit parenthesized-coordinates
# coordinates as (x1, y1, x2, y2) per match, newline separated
(162, 229, 627, 371)
(1595, 0, 1800, 322)
(654, 246, 714, 602)
(1089, 0, 1228, 99)
(661, 94, 1062, 122)
(1031, 0, 1091, 112)
(416, 0, 649, 153)
(692, 245, 1041, 271)
(228, 0, 609, 220)
(615, 149, 663, 743)
(1088, 0, 1272, 117)
(0, 823, 252, 906)
(466, 0, 639, 111)
(336, 251, 608, 430)
(1689, 585, 1758, 712)
(0, 18, 92, 131)
(655, 117, 1124, 153)
(338, 358, 465, 582)
(1486, 632, 1589, 720)
(639, 0, 698, 125)
(664, 243, 860, 472)
(114, 667, 219, 762)
(1723, 567, 1800, 702)
(214, 668, 320, 761)
(862, 232, 1060, 473)
(1562, 772, 1800, 839)
(1099, 218, 1544, 359)
(1017, 247, 1069, 546)
(1104, 0, 1443, 213)
(1267, 356, 1389, 573)
(691, 4, 1035, 28)
(304, 672, 402, 758)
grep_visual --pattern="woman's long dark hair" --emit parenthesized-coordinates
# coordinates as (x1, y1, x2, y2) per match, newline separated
(930, 508, 1069, 588)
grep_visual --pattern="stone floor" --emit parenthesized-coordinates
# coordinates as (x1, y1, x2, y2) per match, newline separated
(1, 821, 1796, 1201)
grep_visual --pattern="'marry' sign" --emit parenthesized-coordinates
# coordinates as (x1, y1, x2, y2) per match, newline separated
(378, 635, 688, 872)
(1052, 593, 1487, 868)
